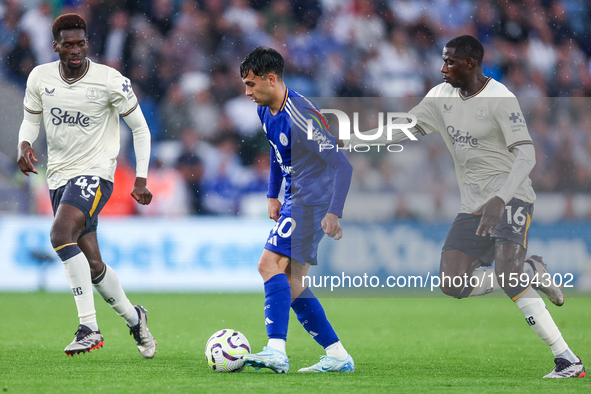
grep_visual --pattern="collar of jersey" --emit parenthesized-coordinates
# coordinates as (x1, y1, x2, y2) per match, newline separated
(279, 87, 289, 112)
(458, 77, 491, 100)
(59, 58, 90, 85)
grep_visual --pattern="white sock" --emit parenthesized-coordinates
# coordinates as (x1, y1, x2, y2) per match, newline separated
(555, 349, 578, 363)
(92, 265, 138, 327)
(267, 338, 286, 355)
(466, 269, 500, 297)
(514, 287, 574, 359)
(62, 252, 96, 328)
(325, 341, 349, 360)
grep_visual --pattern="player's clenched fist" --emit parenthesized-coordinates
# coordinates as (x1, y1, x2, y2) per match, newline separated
(321, 213, 342, 240)
(268, 198, 281, 222)
(131, 177, 152, 205)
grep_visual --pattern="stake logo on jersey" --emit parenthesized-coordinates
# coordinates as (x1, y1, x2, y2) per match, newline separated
(50, 107, 90, 127)
(446, 125, 479, 148)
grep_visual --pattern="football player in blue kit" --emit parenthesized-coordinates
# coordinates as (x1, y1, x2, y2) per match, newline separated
(239, 47, 355, 373)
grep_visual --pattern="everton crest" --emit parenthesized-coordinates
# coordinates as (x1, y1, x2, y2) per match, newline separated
(86, 87, 99, 100)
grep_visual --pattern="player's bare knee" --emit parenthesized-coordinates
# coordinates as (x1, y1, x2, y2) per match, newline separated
(87, 259, 105, 277)
(257, 258, 276, 279)
(438, 269, 464, 298)
(49, 225, 74, 249)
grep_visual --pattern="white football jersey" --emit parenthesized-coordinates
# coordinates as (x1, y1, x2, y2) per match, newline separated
(23, 59, 139, 189)
(410, 77, 536, 213)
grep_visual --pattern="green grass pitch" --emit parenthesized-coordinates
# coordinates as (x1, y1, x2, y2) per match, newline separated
(0, 293, 589, 393)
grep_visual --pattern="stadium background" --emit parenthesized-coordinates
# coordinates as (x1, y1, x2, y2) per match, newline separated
(0, 0, 590, 294)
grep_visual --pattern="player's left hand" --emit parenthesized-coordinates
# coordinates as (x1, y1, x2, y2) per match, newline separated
(131, 177, 152, 205)
(473, 196, 505, 237)
(321, 213, 342, 240)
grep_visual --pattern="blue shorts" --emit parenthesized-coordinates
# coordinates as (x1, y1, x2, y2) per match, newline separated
(264, 203, 328, 265)
(442, 198, 533, 266)
(49, 175, 113, 237)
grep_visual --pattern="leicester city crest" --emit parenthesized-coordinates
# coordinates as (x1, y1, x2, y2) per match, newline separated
(280, 132, 289, 146)
(86, 87, 99, 100)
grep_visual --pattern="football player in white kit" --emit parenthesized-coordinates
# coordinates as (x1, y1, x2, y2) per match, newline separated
(16, 13, 156, 358)
(345, 35, 584, 378)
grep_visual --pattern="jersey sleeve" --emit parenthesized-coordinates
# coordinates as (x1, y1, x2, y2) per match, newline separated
(109, 70, 139, 116)
(23, 67, 42, 114)
(267, 146, 283, 199)
(409, 88, 442, 137)
(493, 96, 533, 151)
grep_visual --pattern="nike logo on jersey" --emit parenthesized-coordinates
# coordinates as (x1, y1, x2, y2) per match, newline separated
(50, 107, 90, 127)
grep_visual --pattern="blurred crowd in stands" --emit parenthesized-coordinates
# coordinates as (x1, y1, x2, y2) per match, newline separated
(0, 0, 590, 219)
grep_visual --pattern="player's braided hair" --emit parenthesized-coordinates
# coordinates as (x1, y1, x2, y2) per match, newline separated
(52, 13, 87, 41)
(445, 35, 484, 65)
(240, 47, 284, 80)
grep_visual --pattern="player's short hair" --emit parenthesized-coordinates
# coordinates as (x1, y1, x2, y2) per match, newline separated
(52, 13, 87, 41)
(445, 35, 484, 65)
(240, 47, 284, 80)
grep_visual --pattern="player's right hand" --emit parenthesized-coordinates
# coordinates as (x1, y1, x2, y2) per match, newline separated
(322, 213, 343, 240)
(17, 141, 38, 176)
(131, 177, 153, 205)
(268, 198, 281, 222)
(473, 196, 504, 236)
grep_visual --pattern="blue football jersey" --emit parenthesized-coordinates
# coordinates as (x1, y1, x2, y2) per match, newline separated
(257, 88, 351, 217)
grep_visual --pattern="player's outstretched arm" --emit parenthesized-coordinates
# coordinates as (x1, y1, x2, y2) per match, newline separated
(321, 213, 342, 240)
(131, 177, 152, 205)
(17, 141, 38, 176)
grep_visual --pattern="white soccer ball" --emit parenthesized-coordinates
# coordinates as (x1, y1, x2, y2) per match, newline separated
(205, 329, 251, 372)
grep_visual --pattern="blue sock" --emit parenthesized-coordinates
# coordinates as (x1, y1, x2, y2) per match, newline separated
(291, 287, 339, 348)
(264, 273, 291, 341)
